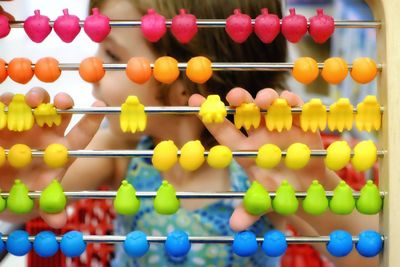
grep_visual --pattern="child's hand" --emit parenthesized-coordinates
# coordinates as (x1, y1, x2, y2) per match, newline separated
(189, 88, 328, 231)
(0, 88, 105, 228)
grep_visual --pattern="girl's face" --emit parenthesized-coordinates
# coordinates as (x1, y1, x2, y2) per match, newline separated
(93, 0, 201, 143)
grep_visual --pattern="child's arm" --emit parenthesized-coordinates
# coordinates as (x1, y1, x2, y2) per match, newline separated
(189, 88, 379, 267)
(0, 88, 106, 228)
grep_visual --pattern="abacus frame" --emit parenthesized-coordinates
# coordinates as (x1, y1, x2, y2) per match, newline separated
(366, 1, 400, 266)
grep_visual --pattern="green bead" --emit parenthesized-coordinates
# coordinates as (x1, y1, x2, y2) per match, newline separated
(39, 179, 67, 213)
(329, 181, 355, 215)
(302, 180, 328, 215)
(0, 190, 6, 213)
(7, 179, 34, 214)
(243, 181, 271, 216)
(272, 180, 298, 215)
(356, 180, 382, 214)
(114, 180, 140, 215)
(154, 180, 180, 215)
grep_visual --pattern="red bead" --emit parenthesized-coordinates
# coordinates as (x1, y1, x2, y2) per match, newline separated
(84, 8, 111, 43)
(54, 9, 81, 43)
(281, 8, 307, 43)
(141, 9, 166, 42)
(23, 10, 52, 43)
(308, 8, 335, 44)
(225, 9, 252, 44)
(171, 9, 197, 44)
(254, 8, 280, 44)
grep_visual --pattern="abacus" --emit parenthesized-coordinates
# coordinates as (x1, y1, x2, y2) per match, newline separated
(0, 0, 398, 266)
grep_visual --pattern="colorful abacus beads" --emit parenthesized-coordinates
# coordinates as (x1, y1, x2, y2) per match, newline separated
(262, 230, 287, 257)
(125, 57, 152, 84)
(39, 179, 67, 214)
(284, 143, 311, 170)
(84, 8, 111, 43)
(79, 57, 105, 83)
(206, 145, 232, 169)
(225, 9, 252, 43)
(327, 230, 353, 257)
(8, 144, 32, 168)
(120, 96, 147, 133)
(350, 57, 378, 84)
(0, 59, 7, 83)
(54, 9, 81, 43)
(171, 9, 197, 44)
(243, 181, 271, 216)
(356, 180, 382, 215)
(124, 231, 149, 258)
(254, 8, 280, 44)
(302, 180, 329, 215)
(179, 140, 205, 171)
(23, 10, 52, 43)
(256, 144, 282, 169)
(34, 57, 61, 83)
(300, 98, 327, 132)
(141, 9, 166, 42)
(7, 179, 34, 214)
(282, 8, 307, 43)
(265, 98, 292, 132)
(114, 180, 140, 215)
(329, 181, 355, 215)
(153, 56, 179, 84)
(152, 140, 178, 172)
(8, 58, 34, 84)
(7, 94, 35, 132)
(321, 57, 348, 84)
(272, 180, 299, 215)
(308, 8, 335, 44)
(154, 180, 180, 215)
(234, 103, 261, 130)
(0, 14, 10, 38)
(325, 141, 351, 171)
(186, 56, 213, 84)
(165, 230, 191, 257)
(199, 95, 227, 124)
(34, 103, 62, 128)
(6, 230, 32, 256)
(292, 57, 319, 84)
(351, 140, 377, 172)
(233, 231, 258, 257)
(356, 230, 383, 257)
(60, 231, 86, 257)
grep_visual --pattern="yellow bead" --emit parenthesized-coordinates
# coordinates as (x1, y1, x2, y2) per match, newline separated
(207, 145, 232, 169)
(325, 141, 351, 171)
(8, 144, 32, 168)
(256, 144, 282, 169)
(44, 144, 68, 168)
(351, 140, 377, 172)
(152, 140, 178, 172)
(179, 140, 205, 171)
(284, 143, 310, 170)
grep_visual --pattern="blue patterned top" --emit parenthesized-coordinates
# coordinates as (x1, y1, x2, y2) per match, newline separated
(112, 136, 280, 267)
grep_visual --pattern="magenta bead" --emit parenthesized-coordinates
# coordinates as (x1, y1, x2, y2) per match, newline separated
(171, 9, 197, 44)
(254, 8, 280, 44)
(308, 8, 335, 44)
(225, 9, 252, 44)
(141, 9, 166, 42)
(23, 10, 52, 43)
(281, 8, 307, 43)
(0, 14, 10, 38)
(84, 8, 111, 43)
(54, 9, 81, 43)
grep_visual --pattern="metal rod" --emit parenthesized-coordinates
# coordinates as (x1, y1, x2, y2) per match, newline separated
(1, 234, 386, 243)
(2, 106, 384, 114)
(18, 149, 385, 158)
(16, 62, 383, 71)
(9, 20, 381, 29)
(0, 190, 386, 199)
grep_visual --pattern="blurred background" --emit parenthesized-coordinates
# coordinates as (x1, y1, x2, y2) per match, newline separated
(0, 0, 376, 266)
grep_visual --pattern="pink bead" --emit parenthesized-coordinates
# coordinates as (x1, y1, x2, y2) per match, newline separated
(141, 9, 166, 42)
(171, 9, 197, 44)
(54, 9, 81, 43)
(254, 8, 280, 44)
(0, 14, 10, 38)
(281, 8, 307, 43)
(84, 8, 111, 43)
(23, 10, 52, 43)
(225, 9, 253, 44)
(309, 8, 335, 44)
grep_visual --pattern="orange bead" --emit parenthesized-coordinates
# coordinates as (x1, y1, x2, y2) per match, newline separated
(350, 57, 377, 84)
(125, 57, 152, 84)
(186, 56, 212, 84)
(321, 57, 348, 84)
(153, 56, 179, 84)
(8, 58, 34, 84)
(79, 57, 105, 83)
(0, 59, 7, 83)
(292, 57, 319, 85)
(34, 57, 61, 83)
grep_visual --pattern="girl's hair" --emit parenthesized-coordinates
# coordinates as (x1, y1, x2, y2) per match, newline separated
(90, 0, 287, 146)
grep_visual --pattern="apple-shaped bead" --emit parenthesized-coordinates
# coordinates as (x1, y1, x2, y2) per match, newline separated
(254, 8, 280, 44)
(23, 10, 52, 43)
(281, 8, 307, 43)
(171, 9, 197, 44)
(0, 14, 10, 38)
(141, 9, 166, 42)
(225, 9, 252, 43)
(54, 9, 81, 43)
(309, 8, 335, 44)
(84, 8, 111, 43)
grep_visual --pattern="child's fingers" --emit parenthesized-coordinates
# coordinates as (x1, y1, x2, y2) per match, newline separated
(66, 100, 105, 150)
(0, 92, 13, 105)
(226, 87, 254, 107)
(188, 93, 247, 149)
(54, 92, 74, 135)
(40, 210, 67, 229)
(255, 88, 280, 109)
(280, 90, 304, 106)
(229, 203, 261, 231)
(25, 87, 50, 107)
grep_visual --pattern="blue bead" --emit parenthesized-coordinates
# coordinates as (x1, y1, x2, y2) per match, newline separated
(327, 230, 353, 257)
(262, 230, 287, 257)
(356, 230, 383, 257)
(6, 230, 32, 256)
(165, 230, 191, 257)
(0, 233, 5, 253)
(123, 231, 149, 258)
(232, 231, 258, 257)
(33, 231, 59, 257)
(60, 231, 86, 257)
